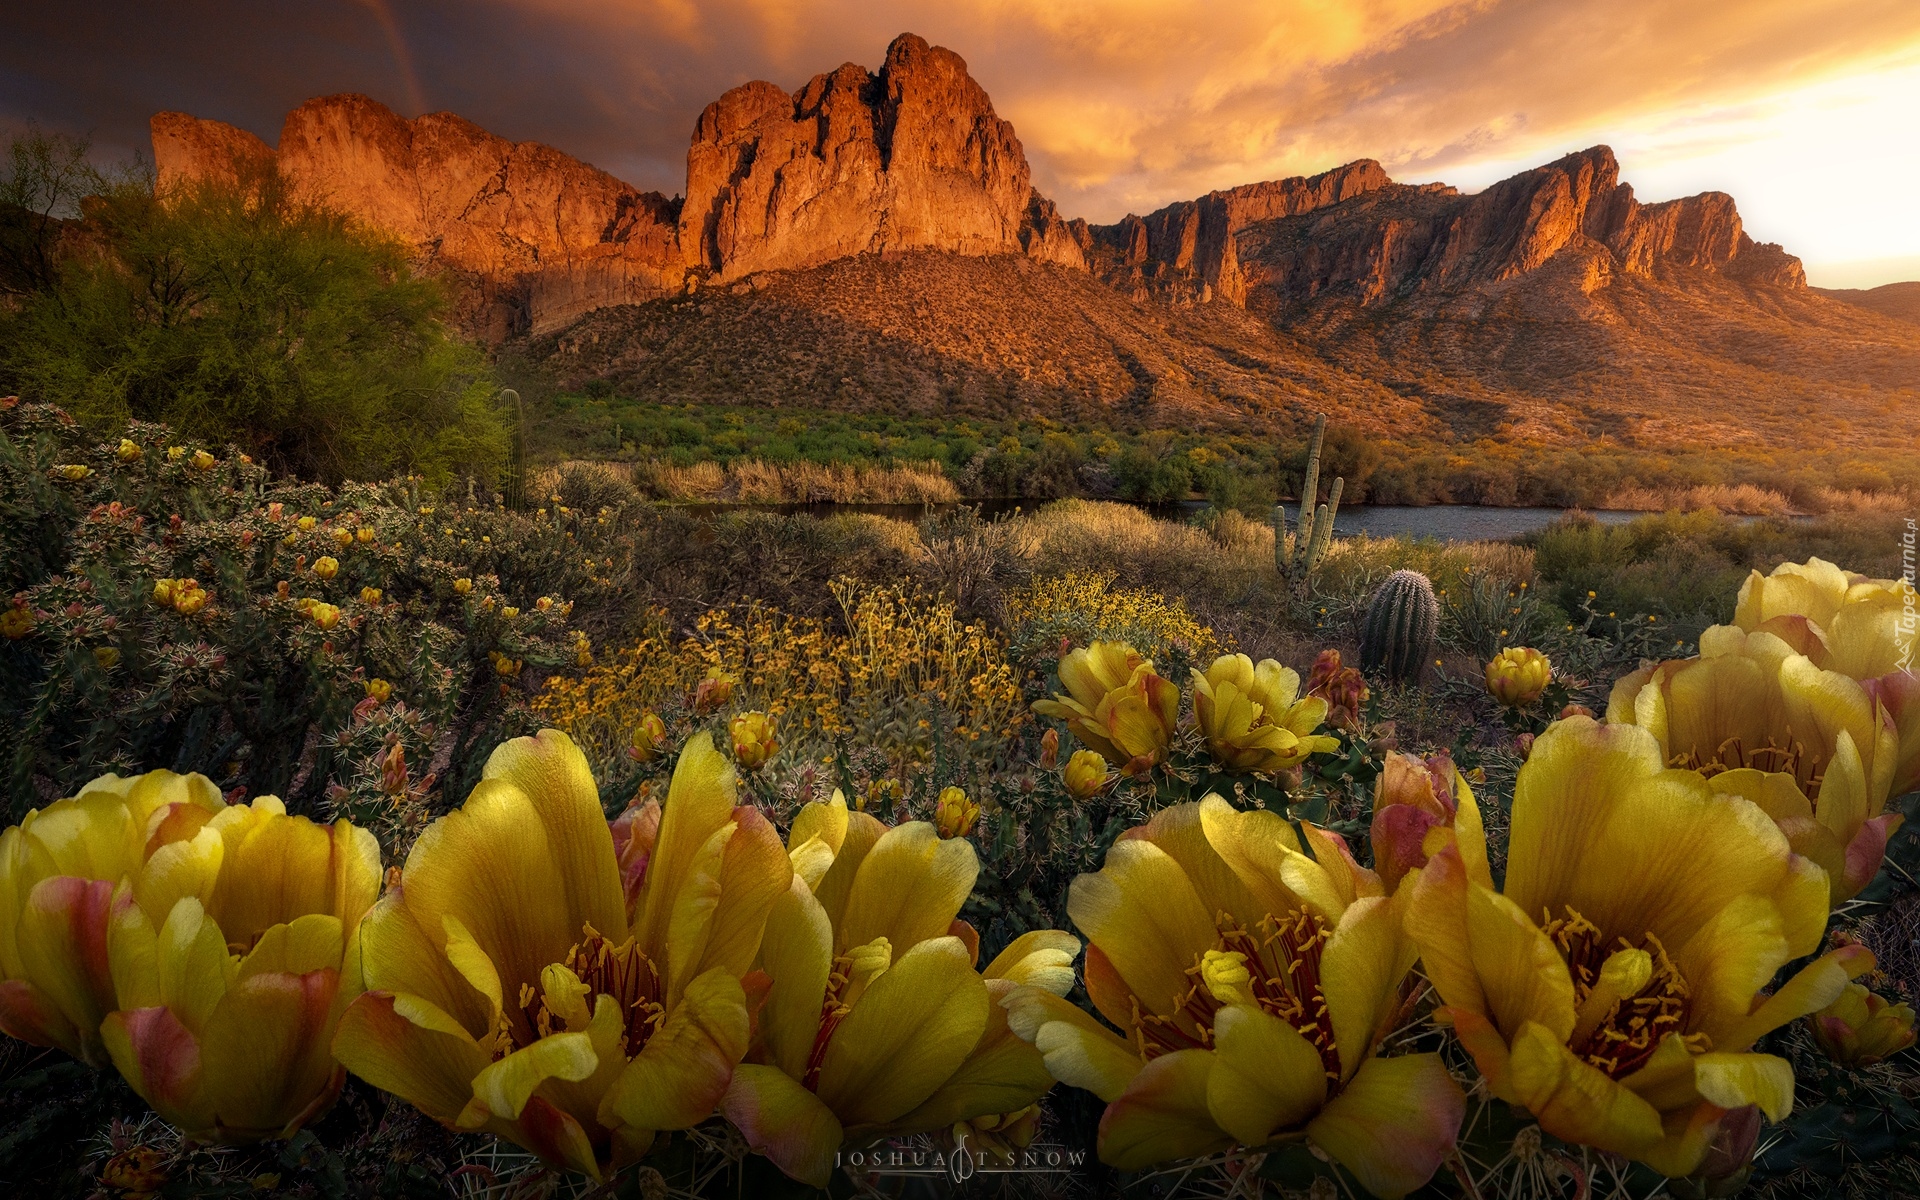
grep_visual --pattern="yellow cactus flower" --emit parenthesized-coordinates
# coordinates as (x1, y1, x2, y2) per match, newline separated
(190, 450, 215, 471)
(1062, 749, 1110, 800)
(332, 527, 353, 549)
(453, 578, 472, 595)
(311, 556, 339, 580)
(116, 439, 143, 463)
(1190, 653, 1339, 774)
(1807, 982, 1916, 1067)
(934, 787, 979, 839)
(0, 772, 224, 1066)
(333, 731, 789, 1180)
(1004, 797, 1461, 1197)
(627, 712, 667, 763)
(1485, 647, 1552, 706)
(166, 446, 184, 461)
(153, 578, 176, 607)
(1369, 751, 1482, 894)
(1608, 625, 1901, 904)
(536, 597, 554, 612)
(1733, 557, 1920, 798)
(52, 463, 93, 481)
(501, 606, 521, 619)
(93, 646, 120, 670)
(364, 678, 393, 704)
(730, 712, 779, 771)
(309, 603, 342, 631)
(1033, 642, 1179, 775)
(355, 527, 375, 544)
(359, 587, 382, 605)
(171, 580, 208, 616)
(1406, 717, 1874, 1179)
(723, 792, 1079, 1187)
(0, 606, 33, 640)
(296, 516, 317, 532)
(102, 796, 380, 1142)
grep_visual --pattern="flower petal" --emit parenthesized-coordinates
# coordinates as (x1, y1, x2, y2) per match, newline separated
(884, 978, 1055, 1135)
(722, 1062, 845, 1188)
(813, 936, 988, 1127)
(481, 729, 628, 943)
(1004, 985, 1142, 1102)
(1205, 1004, 1328, 1145)
(1507, 1020, 1664, 1158)
(1097, 1049, 1230, 1170)
(983, 930, 1080, 995)
(1321, 894, 1417, 1080)
(332, 990, 492, 1123)
(465, 1031, 599, 1124)
(599, 966, 747, 1132)
(837, 822, 978, 957)
(1068, 839, 1218, 1020)
(1305, 1053, 1463, 1200)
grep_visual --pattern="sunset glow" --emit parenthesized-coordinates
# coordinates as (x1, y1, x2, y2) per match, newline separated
(6, 1, 1919, 285)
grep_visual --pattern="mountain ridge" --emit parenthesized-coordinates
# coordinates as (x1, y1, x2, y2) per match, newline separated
(150, 31, 1919, 451)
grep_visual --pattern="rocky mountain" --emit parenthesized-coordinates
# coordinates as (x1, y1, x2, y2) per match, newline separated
(152, 31, 1918, 452)
(154, 34, 1078, 339)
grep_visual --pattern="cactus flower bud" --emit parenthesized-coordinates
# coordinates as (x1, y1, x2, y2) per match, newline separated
(692, 668, 734, 713)
(934, 786, 980, 839)
(1484, 647, 1551, 707)
(1038, 727, 1060, 770)
(628, 711, 668, 762)
(729, 711, 778, 771)
(116, 439, 142, 463)
(1063, 749, 1110, 799)
(1809, 983, 1916, 1067)
(189, 449, 215, 470)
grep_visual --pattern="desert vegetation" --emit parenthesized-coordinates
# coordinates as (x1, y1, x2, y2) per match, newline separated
(513, 392, 1919, 514)
(4, 395, 1917, 1199)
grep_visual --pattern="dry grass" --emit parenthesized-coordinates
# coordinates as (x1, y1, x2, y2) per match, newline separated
(1604, 483, 1794, 515)
(538, 458, 960, 503)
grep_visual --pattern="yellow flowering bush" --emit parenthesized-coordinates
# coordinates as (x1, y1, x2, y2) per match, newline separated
(1005, 569, 1220, 671)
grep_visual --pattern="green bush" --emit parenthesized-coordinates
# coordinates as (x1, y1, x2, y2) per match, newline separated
(0, 137, 505, 487)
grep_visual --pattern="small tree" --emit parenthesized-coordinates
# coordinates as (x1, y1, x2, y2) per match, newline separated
(0, 138, 505, 486)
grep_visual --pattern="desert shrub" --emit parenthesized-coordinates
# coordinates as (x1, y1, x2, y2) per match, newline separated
(0, 152, 506, 487)
(0, 400, 635, 828)
(1003, 568, 1220, 675)
(1526, 509, 1907, 626)
(533, 581, 1028, 805)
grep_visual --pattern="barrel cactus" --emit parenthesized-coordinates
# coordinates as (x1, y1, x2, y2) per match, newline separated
(1361, 570, 1439, 684)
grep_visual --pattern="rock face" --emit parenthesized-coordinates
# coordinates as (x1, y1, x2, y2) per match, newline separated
(1222, 147, 1804, 312)
(154, 98, 684, 340)
(152, 33, 1071, 337)
(1087, 161, 1399, 304)
(682, 34, 1063, 278)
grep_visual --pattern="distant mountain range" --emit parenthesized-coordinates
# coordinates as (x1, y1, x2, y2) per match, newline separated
(152, 33, 1919, 451)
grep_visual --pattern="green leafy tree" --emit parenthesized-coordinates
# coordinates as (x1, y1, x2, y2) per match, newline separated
(0, 137, 504, 485)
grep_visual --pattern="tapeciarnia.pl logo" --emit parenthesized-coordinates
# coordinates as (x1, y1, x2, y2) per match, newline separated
(837, 1139, 1087, 1184)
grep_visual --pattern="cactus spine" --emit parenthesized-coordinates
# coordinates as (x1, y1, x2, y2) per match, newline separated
(1361, 569, 1440, 684)
(500, 388, 526, 512)
(1273, 414, 1344, 585)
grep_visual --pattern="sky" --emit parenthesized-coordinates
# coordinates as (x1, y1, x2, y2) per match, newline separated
(5, 0, 1919, 288)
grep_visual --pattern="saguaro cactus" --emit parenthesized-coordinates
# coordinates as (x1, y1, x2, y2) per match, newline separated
(499, 388, 526, 512)
(1361, 569, 1440, 684)
(1273, 414, 1344, 584)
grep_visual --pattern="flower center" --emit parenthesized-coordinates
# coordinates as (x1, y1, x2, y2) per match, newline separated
(1542, 907, 1707, 1079)
(1129, 908, 1341, 1081)
(1672, 734, 1821, 797)
(504, 927, 665, 1059)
